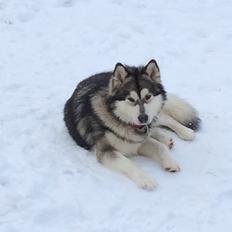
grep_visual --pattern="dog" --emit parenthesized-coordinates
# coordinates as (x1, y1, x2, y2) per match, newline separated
(64, 59, 200, 190)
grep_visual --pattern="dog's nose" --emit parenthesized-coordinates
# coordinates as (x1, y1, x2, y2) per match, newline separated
(138, 114, 148, 123)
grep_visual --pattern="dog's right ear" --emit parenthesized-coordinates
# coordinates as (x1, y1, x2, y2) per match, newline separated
(144, 59, 161, 83)
(109, 63, 128, 94)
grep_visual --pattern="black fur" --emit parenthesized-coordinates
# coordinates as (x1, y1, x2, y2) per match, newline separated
(64, 98, 91, 150)
(185, 117, 201, 131)
(64, 64, 166, 151)
(64, 73, 111, 150)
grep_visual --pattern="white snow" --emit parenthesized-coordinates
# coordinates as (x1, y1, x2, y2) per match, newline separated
(1, 0, 232, 231)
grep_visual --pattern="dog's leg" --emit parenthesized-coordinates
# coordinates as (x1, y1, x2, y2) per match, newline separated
(151, 127, 174, 149)
(138, 138, 180, 172)
(157, 113, 195, 140)
(96, 146, 157, 190)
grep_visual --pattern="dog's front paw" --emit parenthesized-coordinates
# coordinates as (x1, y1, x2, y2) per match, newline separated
(168, 138, 174, 149)
(178, 128, 195, 141)
(160, 137, 174, 149)
(163, 160, 180, 173)
(133, 172, 157, 191)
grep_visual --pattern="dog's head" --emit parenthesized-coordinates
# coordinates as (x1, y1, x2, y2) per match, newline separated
(107, 59, 166, 127)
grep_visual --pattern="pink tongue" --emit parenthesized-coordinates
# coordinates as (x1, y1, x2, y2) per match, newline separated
(132, 124, 144, 129)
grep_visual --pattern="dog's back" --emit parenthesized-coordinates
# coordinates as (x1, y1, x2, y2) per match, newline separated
(64, 72, 112, 150)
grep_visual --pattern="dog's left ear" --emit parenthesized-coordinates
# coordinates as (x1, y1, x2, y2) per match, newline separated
(144, 59, 160, 82)
(109, 63, 128, 94)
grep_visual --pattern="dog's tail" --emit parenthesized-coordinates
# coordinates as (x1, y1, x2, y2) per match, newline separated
(64, 97, 91, 150)
(162, 94, 201, 131)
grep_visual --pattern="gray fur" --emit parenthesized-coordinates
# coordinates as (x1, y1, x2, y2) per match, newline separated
(64, 60, 200, 190)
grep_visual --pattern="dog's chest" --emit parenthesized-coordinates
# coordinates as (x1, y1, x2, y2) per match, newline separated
(105, 132, 142, 157)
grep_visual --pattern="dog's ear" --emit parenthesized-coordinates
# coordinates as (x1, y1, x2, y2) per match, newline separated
(113, 63, 128, 82)
(144, 59, 160, 82)
(109, 63, 128, 94)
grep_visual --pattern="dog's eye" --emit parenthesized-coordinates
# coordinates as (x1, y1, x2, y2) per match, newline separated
(145, 94, 152, 101)
(127, 97, 135, 103)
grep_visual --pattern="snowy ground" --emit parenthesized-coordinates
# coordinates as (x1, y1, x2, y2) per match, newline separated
(1, 0, 232, 231)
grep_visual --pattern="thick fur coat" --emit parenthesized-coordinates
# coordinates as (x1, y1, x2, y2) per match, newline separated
(64, 60, 200, 190)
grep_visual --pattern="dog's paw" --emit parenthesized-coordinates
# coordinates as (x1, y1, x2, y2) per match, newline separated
(159, 137, 174, 150)
(163, 160, 180, 173)
(178, 128, 195, 141)
(168, 138, 174, 149)
(133, 172, 157, 191)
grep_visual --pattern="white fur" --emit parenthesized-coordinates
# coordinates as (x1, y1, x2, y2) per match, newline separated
(140, 88, 149, 98)
(130, 91, 139, 100)
(154, 94, 199, 140)
(102, 131, 179, 190)
(105, 132, 141, 157)
(100, 150, 157, 190)
(151, 127, 174, 149)
(138, 138, 180, 172)
(96, 93, 198, 190)
(114, 101, 140, 124)
(145, 94, 163, 124)
(114, 89, 163, 125)
(157, 112, 195, 140)
(162, 94, 198, 124)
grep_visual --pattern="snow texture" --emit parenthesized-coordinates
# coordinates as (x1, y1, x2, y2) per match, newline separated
(0, 0, 232, 231)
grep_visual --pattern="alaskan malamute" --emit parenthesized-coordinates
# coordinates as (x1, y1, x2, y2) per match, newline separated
(64, 59, 200, 190)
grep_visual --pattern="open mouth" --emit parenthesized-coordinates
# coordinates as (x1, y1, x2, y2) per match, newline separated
(131, 123, 147, 129)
